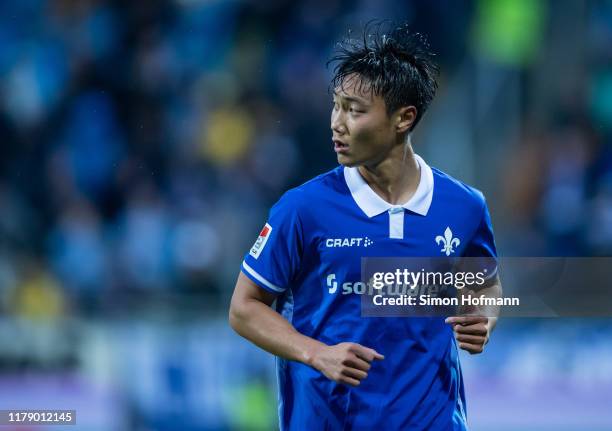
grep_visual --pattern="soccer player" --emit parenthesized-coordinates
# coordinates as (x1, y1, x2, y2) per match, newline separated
(229, 23, 502, 430)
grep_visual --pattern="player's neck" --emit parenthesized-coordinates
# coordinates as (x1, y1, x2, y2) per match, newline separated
(357, 139, 420, 206)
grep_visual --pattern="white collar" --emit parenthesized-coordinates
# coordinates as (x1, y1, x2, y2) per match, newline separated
(343, 154, 434, 218)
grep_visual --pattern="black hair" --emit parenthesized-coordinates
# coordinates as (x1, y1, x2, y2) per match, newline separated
(328, 21, 439, 131)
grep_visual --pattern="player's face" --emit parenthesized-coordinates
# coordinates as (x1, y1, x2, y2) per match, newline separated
(331, 75, 398, 167)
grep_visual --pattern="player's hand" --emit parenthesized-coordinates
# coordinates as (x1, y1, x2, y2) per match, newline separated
(445, 315, 491, 354)
(310, 342, 384, 387)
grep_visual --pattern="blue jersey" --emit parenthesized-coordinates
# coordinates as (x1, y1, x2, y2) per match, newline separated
(241, 155, 497, 431)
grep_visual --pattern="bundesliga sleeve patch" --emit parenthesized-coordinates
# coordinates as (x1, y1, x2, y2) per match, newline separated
(249, 223, 272, 259)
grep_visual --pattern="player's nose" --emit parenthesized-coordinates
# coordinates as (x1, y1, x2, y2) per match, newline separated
(331, 111, 347, 135)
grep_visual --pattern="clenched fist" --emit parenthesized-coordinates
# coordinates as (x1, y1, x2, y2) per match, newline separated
(309, 342, 384, 386)
(445, 315, 491, 354)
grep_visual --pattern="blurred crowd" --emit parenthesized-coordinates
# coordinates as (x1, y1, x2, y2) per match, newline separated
(0, 0, 609, 310)
(0, 0, 611, 319)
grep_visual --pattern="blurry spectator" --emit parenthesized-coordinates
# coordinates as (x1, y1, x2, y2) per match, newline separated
(116, 179, 171, 291)
(47, 198, 109, 303)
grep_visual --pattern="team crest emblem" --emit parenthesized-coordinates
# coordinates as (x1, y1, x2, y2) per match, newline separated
(435, 227, 460, 256)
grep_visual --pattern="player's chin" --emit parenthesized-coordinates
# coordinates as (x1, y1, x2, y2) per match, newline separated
(336, 153, 360, 167)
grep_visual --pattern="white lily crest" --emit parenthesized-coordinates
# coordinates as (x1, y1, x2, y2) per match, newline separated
(435, 227, 460, 256)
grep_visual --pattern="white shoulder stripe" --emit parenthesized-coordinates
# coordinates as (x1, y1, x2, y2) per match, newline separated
(242, 261, 285, 293)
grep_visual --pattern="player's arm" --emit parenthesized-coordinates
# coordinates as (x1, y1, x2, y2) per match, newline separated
(229, 271, 384, 386)
(445, 275, 502, 354)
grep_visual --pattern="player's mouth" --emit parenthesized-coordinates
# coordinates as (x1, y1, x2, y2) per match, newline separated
(333, 140, 349, 153)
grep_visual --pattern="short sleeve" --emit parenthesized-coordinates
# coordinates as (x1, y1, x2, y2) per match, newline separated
(460, 200, 498, 284)
(464, 201, 497, 258)
(241, 193, 304, 294)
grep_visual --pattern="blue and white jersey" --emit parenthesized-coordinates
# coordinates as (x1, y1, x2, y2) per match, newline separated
(241, 154, 497, 431)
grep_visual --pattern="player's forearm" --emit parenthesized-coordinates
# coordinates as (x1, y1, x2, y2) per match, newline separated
(457, 278, 502, 331)
(229, 298, 326, 366)
(475, 282, 502, 332)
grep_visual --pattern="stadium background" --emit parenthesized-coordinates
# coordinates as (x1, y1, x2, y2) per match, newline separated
(0, 0, 611, 430)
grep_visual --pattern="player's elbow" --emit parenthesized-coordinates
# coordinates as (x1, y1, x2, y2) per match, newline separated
(228, 301, 240, 332)
(228, 294, 248, 334)
(229, 271, 275, 335)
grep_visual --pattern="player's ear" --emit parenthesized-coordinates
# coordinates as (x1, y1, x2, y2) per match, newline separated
(395, 106, 417, 134)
